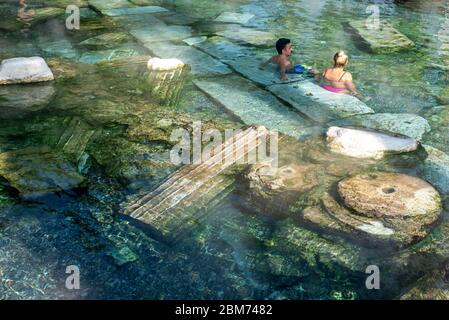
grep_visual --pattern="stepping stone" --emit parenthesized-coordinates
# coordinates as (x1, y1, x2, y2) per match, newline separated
(146, 58, 189, 107)
(102, 6, 169, 16)
(39, 40, 80, 60)
(230, 56, 309, 86)
(141, 42, 231, 76)
(268, 81, 374, 123)
(243, 162, 322, 217)
(79, 32, 131, 48)
(17, 7, 65, 26)
(346, 20, 415, 54)
(420, 145, 449, 194)
(107, 243, 139, 266)
(0, 83, 55, 119)
(183, 36, 208, 46)
(271, 219, 367, 272)
(0, 57, 54, 85)
(78, 47, 142, 64)
(420, 105, 449, 153)
(95, 55, 151, 68)
(122, 126, 271, 243)
(130, 25, 192, 43)
(216, 25, 276, 46)
(193, 36, 255, 62)
(214, 12, 255, 24)
(327, 127, 418, 159)
(194, 75, 312, 139)
(399, 268, 449, 300)
(194, 37, 306, 85)
(329, 113, 431, 141)
(0, 147, 85, 200)
(88, 0, 135, 12)
(114, 13, 165, 30)
(129, 0, 163, 5)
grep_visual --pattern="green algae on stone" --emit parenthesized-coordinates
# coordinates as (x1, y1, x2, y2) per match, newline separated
(79, 47, 143, 64)
(270, 219, 367, 273)
(420, 105, 449, 153)
(79, 32, 132, 49)
(216, 25, 276, 47)
(27, 0, 89, 8)
(89, 0, 135, 12)
(23, 7, 66, 26)
(130, 25, 192, 43)
(55, 117, 96, 164)
(0, 185, 15, 207)
(346, 20, 415, 54)
(102, 6, 169, 16)
(399, 268, 449, 300)
(89, 136, 176, 191)
(38, 39, 80, 60)
(0, 83, 55, 120)
(419, 145, 449, 194)
(268, 82, 374, 123)
(173, 0, 248, 19)
(214, 12, 255, 25)
(107, 243, 139, 266)
(193, 75, 312, 139)
(47, 58, 84, 80)
(129, 0, 163, 5)
(0, 147, 85, 200)
(242, 162, 324, 218)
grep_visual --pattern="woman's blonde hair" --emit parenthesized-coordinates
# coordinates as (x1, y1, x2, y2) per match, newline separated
(333, 50, 349, 68)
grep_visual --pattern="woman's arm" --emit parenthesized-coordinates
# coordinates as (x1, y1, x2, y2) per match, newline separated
(344, 73, 360, 96)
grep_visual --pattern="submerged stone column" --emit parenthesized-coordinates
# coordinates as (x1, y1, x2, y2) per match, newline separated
(145, 57, 189, 107)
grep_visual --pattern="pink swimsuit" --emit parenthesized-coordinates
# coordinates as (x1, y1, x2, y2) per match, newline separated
(322, 70, 348, 93)
(321, 84, 348, 93)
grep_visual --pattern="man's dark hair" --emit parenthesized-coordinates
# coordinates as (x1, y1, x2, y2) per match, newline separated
(276, 38, 291, 54)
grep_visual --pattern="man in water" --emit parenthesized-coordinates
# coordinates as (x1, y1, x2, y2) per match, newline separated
(260, 38, 316, 81)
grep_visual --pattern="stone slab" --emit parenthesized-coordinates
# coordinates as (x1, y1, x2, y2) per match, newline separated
(268, 81, 374, 123)
(194, 75, 312, 139)
(102, 6, 169, 16)
(329, 113, 431, 141)
(346, 20, 415, 54)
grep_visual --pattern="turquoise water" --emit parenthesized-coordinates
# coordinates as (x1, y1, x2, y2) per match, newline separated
(1, 0, 449, 300)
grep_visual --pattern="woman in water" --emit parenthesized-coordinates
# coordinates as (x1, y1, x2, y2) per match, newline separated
(322, 50, 361, 98)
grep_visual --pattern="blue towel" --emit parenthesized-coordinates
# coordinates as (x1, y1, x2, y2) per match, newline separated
(286, 64, 306, 74)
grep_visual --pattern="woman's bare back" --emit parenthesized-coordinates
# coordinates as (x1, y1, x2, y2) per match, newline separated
(322, 67, 352, 89)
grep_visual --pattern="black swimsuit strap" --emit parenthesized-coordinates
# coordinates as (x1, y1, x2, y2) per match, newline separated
(338, 71, 347, 82)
